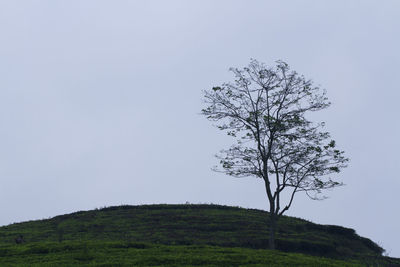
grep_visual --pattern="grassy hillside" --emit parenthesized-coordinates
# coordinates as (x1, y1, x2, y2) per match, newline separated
(0, 204, 398, 266)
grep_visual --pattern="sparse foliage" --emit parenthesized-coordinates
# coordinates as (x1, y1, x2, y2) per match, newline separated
(202, 59, 349, 249)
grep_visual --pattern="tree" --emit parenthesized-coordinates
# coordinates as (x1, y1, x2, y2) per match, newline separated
(201, 59, 349, 250)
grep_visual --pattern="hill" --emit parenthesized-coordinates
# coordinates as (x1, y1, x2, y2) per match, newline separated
(0, 204, 398, 266)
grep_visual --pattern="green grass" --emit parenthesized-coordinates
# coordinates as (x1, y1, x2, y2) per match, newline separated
(0, 204, 398, 266)
(0, 241, 364, 266)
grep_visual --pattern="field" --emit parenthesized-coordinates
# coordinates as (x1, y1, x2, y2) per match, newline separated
(0, 204, 398, 266)
(0, 241, 366, 266)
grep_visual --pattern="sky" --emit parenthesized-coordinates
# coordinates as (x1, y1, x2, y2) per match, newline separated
(0, 0, 399, 257)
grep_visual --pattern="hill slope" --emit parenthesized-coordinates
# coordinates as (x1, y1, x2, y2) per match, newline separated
(0, 204, 398, 266)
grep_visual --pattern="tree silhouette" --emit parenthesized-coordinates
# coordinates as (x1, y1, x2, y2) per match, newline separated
(202, 59, 349, 249)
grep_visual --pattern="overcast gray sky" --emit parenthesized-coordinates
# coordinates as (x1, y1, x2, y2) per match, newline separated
(1, 0, 399, 257)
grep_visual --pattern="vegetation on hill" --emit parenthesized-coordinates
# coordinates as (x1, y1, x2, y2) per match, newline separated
(0, 204, 398, 266)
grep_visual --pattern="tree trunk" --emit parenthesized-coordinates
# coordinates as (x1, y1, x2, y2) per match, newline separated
(268, 213, 277, 250)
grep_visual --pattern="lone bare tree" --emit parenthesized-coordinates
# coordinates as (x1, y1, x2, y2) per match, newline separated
(201, 60, 348, 249)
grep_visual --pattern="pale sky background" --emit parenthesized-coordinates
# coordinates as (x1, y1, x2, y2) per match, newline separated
(1, 0, 399, 257)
